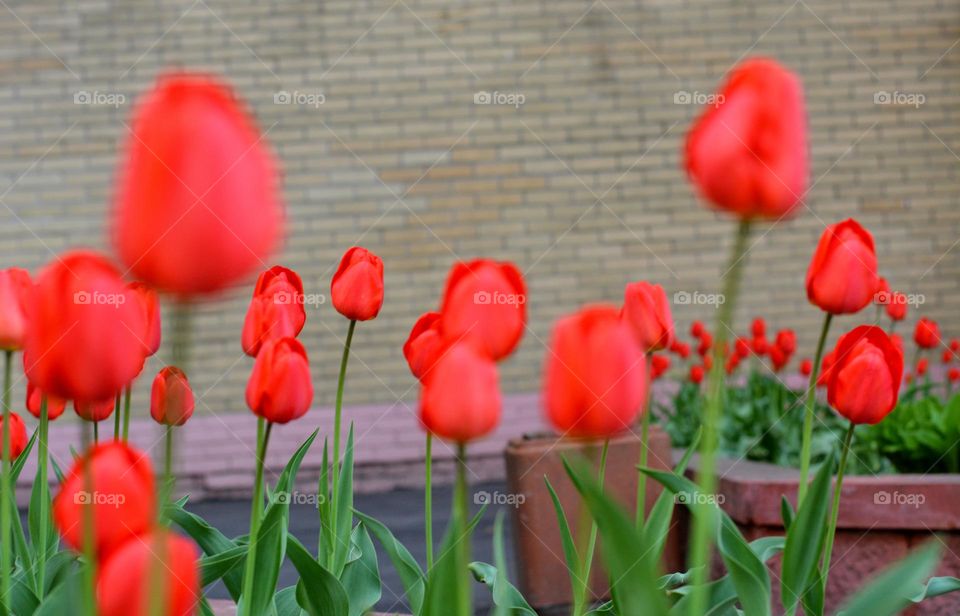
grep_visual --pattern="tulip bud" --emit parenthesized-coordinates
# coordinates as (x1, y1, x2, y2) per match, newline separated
(246, 337, 313, 424)
(113, 73, 283, 296)
(403, 312, 444, 381)
(622, 281, 674, 352)
(331, 247, 384, 322)
(0, 412, 27, 460)
(543, 305, 646, 438)
(53, 442, 156, 560)
(97, 530, 200, 616)
(128, 282, 161, 357)
(421, 342, 501, 442)
(799, 358, 813, 377)
(914, 318, 941, 350)
(439, 259, 526, 361)
(0, 268, 31, 351)
(151, 366, 194, 426)
(806, 219, 880, 315)
(26, 381, 66, 421)
(241, 266, 306, 356)
(827, 326, 903, 425)
(74, 397, 116, 423)
(685, 58, 808, 219)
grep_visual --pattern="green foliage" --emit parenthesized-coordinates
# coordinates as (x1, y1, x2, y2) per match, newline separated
(860, 392, 960, 473)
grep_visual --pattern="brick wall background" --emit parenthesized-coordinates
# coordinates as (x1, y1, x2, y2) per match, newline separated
(1, 0, 959, 420)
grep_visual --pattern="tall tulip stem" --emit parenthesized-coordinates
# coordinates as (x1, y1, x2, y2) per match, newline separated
(574, 439, 610, 616)
(636, 364, 653, 529)
(798, 312, 833, 504)
(330, 319, 356, 549)
(822, 421, 855, 590)
(121, 385, 132, 442)
(454, 443, 470, 616)
(424, 432, 434, 571)
(1, 350, 11, 613)
(35, 396, 49, 598)
(688, 219, 752, 615)
(241, 417, 272, 616)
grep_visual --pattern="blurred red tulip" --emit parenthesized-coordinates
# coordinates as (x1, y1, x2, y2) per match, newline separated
(246, 337, 313, 424)
(752, 336, 768, 355)
(690, 321, 705, 339)
(53, 442, 156, 560)
(806, 219, 880, 315)
(916, 357, 929, 376)
(0, 268, 31, 351)
(799, 358, 813, 377)
(769, 346, 788, 372)
(942, 350, 953, 365)
(650, 354, 671, 380)
(949, 367, 960, 383)
(775, 329, 797, 355)
(151, 366, 194, 426)
(914, 318, 941, 349)
(0, 412, 26, 460)
(697, 332, 713, 357)
(74, 398, 115, 423)
(735, 338, 750, 359)
(97, 530, 200, 616)
(817, 349, 836, 389)
(26, 381, 66, 420)
(951, 338, 960, 353)
(128, 282, 161, 357)
(331, 247, 384, 322)
(544, 305, 646, 438)
(24, 251, 146, 403)
(703, 354, 714, 371)
(421, 342, 501, 442)
(724, 356, 740, 375)
(827, 326, 903, 424)
(670, 340, 691, 359)
(885, 292, 908, 321)
(403, 312, 445, 381)
(241, 266, 306, 356)
(685, 58, 808, 219)
(690, 364, 705, 384)
(622, 281, 674, 352)
(113, 73, 283, 296)
(439, 259, 526, 361)
(751, 318, 766, 339)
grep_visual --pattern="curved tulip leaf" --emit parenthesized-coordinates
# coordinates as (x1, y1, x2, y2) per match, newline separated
(10, 571, 39, 616)
(11, 430, 37, 482)
(780, 496, 794, 532)
(245, 501, 288, 616)
(564, 457, 668, 616)
(781, 450, 835, 614)
(7, 492, 34, 588)
(27, 466, 57, 574)
(642, 429, 701, 562)
(340, 524, 381, 616)
(285, 536, 349, 616)
(169, 503, 243, 600)
(543, 476, 579, 593)
(275, 586, 306, 616)
(318, 438, 332, 564)
(33, 564, 81, 616)
(422, 504, 489, 616)
(354, 510, 425, 615)
(908, 576, 960, 602)
(469, 510, 536, 616)
(332, 425, 356, 576)
(200, 545, 247, 587)
(837, 541, 941, 616)
(584, 600, 614, 615)
(275, 429, 318, 496)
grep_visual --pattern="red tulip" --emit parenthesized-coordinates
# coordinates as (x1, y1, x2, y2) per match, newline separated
(885, 292, 908, 321)
(151, 367, 194, 426)
(725, 356, 740, 375)
(951, 338, 960, 353)
(685, 58, 808, 219)
(670, 340, 691, 359)
(0, 412, 27, 460)
(97, 530, 200, 616)
(543, 305, 646, 438)
(806, 219, 880, 315)
(703, 354, 714, 371)
(622, 282, 674, 352)
(0, 268, 31, 351)
(650, 354, 671, 380)
(799, 358, 812, 377)
(827, 325, 903, 425)
(241, 266, 306, 356)
(26, 381, 66, 421)
(439, 259, 526, 361)
(128, 282, 161, 357)
(769, 346, 788, 372)
(74, 398, 115, 423)
(914, 318, 940, 350)
(751, 318, 766, 338)
(246, 337, 313, 424)
(53, 442, 156, 560)
(403, 312, 445, 381)
(735, 338, 750, 359)
(24, 251, 146, 403)
(690, 321, 705, 339)
(942, 350, 953, 365)
(330, 247, 385, 322)
(421, 342, 501, 442)
(697, 332, 713, 357)
(817, 349, 836, 389)
(113, 72, 283, 296)
(690, 364, 705, 384)
(775, 329, 797, 355)
(916, 358, 929, 376)
(752, 336, 768, 355)
(949, 367, 960, 383)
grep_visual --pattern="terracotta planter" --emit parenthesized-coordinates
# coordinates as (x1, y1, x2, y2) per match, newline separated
(504, 427, 681, 613)
(689, 455, 960, 615)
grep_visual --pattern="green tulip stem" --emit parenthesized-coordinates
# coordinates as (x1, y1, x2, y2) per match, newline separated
(92, 420, 99, 445)
(35, 395, 49, 599)
(636, 363, 653, 529)
(113, 392, 121, 440)
(798, 312, 833, 504)
(330, 318, 356, 563)
(454, 442, 470, 616)
(688, 219, 751, 616)
(81, 446, 97, 616)
(574, 439, 610, 616)
(1, 350, 11, 614)
(240, 417, 272, 616)
(121, 385, 132, 442)
(822, 421, 855, 590)
(424, 432, 434, 571)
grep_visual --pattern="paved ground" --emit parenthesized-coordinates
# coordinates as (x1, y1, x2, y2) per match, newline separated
(187, 481, 518, 614)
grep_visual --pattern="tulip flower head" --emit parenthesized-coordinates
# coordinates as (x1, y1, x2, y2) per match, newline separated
(885, 292, 908, 322)
(690, 364, 705, 384)
(26, 381, 66, 420)
(73, 397, 116, 423)
(0, 268, 31, 351)
(0, 412, 27, 460)
(622, 281, 674, 352)
(949, 367, 960, 383)
(128, 282, 162, 357)
(543, 305, 646, 438)
(685, 57, 808, 219)
(241, 266, 306, 356)
(151, 366, 195, 426)
(916, 357, 929, 377)
(113, 72, 283, 296)
(806, 219, 880, 315)
(799, 358, 813, 377)
(403, 311, 445, 381)
(331, 247, 385, 322)
(420, 342, 501, 443)
(670, 340, 691, 359)
(690, 320, 705, 339)
(246, 337, 313, 424)
(650, 354, 671, 380)
(914, 318, 941, 350)
(827, 325, 903, 425)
